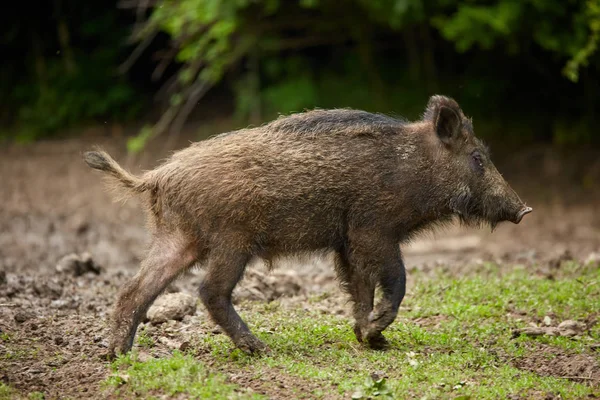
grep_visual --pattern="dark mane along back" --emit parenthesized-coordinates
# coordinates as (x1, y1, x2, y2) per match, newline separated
(265, 108, 408, 136)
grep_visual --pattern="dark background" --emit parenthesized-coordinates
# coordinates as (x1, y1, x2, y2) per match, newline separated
(1, 0, 599, 151)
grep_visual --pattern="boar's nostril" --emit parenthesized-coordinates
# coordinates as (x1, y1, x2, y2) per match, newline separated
(514, 206, 533, 224)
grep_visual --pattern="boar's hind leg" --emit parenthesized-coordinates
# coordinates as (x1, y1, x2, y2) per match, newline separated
(198, 250, 267, 354)
(364, 246, 406, 349)
(108, 232, 199, 358)
(334, 251, 376, 345)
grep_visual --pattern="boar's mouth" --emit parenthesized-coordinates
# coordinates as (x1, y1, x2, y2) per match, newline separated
(450, 190, 531, 230)
(512, 206, 533, 224)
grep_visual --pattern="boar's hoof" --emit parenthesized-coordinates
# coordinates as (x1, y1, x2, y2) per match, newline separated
(108, 335, 135, 360)
(237, 335, 269, 355)
(106, 345, 125, 361)
(106, 348, 119, 361)
(354, 324, 390, 350)
(365, 331, 389, 350)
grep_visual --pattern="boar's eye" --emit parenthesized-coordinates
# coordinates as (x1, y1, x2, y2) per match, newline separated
(470, 151, 484, 173)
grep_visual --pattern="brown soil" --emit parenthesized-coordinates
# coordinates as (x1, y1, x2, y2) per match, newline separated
(1, 132, 599, 399)
(512, 343, 600, 383)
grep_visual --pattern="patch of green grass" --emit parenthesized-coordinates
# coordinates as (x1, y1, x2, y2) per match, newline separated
(1, 348, 32, 361)
(104, 351, 265, 399)
(411, 263, 599, 323)
(0, 383, 17, 400)
(104, 262, 600, 399)
(136, 326, 155, 348)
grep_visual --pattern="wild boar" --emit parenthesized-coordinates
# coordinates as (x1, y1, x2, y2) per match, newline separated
(83, 95, 532, 357)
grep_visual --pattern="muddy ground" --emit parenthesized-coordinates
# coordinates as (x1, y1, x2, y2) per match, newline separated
(1, 132, 599, 399)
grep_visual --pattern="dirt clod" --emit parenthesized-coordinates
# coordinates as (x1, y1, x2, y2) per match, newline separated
(146, 292, 196, 324)
(513, 319, 587, 339)
(548, 249, 575, 270)
(56, 252, 102, 276)
(557, 320, 587, 337)
(14, 310, 35, 323)
(33, 280, 63, 299)
(234, 269, 304, 303)
(512, 343, 600, 383)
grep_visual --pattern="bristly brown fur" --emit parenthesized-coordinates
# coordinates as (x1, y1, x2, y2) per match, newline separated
(83, 95, 530, 357)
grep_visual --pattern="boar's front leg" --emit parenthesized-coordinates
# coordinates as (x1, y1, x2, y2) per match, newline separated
(334, 250, 376, 346)
(343, 230, 406, 349)
(364, 245, 406, 348)
(198, 248, 267, 354)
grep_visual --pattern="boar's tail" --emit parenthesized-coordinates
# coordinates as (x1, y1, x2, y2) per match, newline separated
(83, 150, 147, 193)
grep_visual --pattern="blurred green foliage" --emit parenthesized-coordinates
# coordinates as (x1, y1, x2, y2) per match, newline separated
(1, 0, 599, 146)
(0, 1, 143, 142)
(125, 0, 600, 147)
(12, 55, 140, 142)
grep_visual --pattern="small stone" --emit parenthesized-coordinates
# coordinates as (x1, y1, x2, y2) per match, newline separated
(179, 341, 191, 352)
(55, 254, 81, 274)
(146, 293, 196, 324)
(543, 316, 552, 326)
(28, 368, 44, 374)
(158, 336, 181, 349)
(14, 310, 34, 323)
(137, 351, 154, 362)
(33, 280, 63, 299)
(585, 252, 600, 265)
(50, 299, 79, 310)
(558, 320, 581, 330)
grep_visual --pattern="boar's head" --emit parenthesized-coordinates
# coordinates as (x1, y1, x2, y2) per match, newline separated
(424, 95, 532, 228)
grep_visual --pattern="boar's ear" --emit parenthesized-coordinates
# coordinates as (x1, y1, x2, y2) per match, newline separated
(435, 106, 462, 145)
(424, 95, 462, 146)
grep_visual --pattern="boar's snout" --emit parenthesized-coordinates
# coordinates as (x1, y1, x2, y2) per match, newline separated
(477, 168, 532, 226)
(513, 206, 533, 224)
(497, 182, 532, 225)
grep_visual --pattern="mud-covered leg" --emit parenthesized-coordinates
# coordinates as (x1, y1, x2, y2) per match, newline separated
(198, 251, 266, 354)
(364, 247, 406, 349)
(109, 233, 198, 358)
(334, 251, 376, 344)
